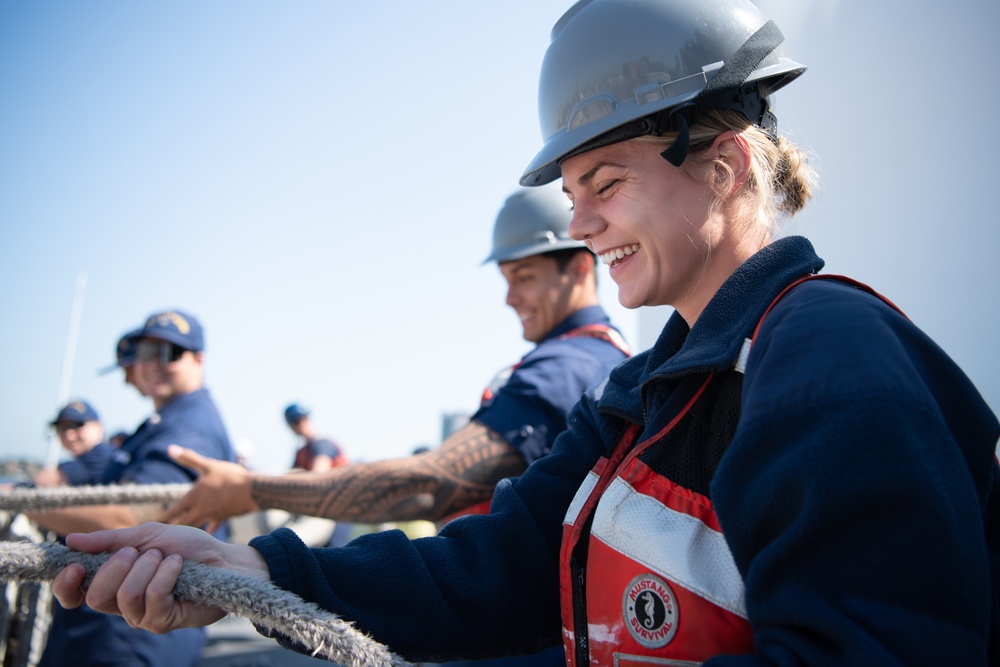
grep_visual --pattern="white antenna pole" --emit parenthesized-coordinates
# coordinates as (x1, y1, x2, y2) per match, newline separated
(45, 270, 88, 469)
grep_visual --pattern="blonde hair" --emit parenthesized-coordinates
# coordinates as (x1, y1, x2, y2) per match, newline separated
(636, 108, 817, 236)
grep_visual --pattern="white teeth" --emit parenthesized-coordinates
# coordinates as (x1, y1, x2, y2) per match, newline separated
(601, 244, 639, 266)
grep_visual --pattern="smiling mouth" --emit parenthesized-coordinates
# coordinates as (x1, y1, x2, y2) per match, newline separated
(600, 244, 640, 266)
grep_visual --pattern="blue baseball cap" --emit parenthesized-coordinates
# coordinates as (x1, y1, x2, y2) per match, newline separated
(50, 400, 100, 426)
(98, 328, 142, 375)
(284, 403, 310, 425)
(137, 309, 204, 351)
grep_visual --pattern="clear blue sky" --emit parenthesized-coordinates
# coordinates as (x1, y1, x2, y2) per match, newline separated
(1, 0, 997, 475)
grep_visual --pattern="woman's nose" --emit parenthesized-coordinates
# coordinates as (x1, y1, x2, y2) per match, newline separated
(568, 203, 601, 243)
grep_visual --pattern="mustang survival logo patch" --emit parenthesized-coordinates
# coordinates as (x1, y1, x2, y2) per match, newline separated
(621, 573, 678, 648)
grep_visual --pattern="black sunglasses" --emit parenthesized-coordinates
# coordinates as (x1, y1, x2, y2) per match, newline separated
(54, 422, 85, 435)
(135, 340, 188, 365)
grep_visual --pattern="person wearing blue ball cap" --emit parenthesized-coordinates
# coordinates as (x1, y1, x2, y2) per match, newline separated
(33, 400, 116, 488)
(97, 328, 146, 396)
(283, 403, 350, 472)
(32, 309, 238, 667)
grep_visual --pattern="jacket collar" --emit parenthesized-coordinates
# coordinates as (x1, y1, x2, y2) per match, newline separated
(601, 236, 823, 417)
(541, 305, 613, 343)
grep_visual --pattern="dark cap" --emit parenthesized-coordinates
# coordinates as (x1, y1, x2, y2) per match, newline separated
(50, 400, 100, 426)
(284, 403, 310, 426)
(137, 310, 204, 351)
(98, 328, 142, 375)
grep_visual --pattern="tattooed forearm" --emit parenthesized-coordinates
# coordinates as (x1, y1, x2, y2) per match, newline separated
(251, 422, 526, 523)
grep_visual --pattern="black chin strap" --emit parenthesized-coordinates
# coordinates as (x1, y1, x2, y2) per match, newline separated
(660, 20, 784, 167)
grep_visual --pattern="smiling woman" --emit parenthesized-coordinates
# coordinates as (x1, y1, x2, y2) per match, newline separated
(561, 108, 814, 320)
(510, 0, 999, 663)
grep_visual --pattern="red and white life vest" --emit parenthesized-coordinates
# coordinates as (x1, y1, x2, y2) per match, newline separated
(559, 377, 754, 667)
(559, 275, 902, 666)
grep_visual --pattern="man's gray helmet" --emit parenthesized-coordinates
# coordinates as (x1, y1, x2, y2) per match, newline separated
(521, 0, 806, 186)
(484, 183, 586, 264)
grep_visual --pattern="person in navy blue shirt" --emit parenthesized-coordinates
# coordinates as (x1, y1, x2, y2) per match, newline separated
(96, 310, 237, 490)
(97, 328, 145, 398)
(33, 309, 237, 667)
(33, 400, 116, 488)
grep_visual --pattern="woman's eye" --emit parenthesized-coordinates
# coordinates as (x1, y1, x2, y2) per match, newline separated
(597, 179, 620, 195)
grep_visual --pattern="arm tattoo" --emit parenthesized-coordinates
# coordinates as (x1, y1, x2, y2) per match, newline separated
(251, 422, 527, 523)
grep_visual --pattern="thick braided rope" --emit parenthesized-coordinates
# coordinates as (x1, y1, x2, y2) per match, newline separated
(0, 484, 192, 512)
(0, 541, 410, 667)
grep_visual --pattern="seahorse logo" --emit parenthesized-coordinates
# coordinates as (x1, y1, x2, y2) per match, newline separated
(622, 573, 678, 649)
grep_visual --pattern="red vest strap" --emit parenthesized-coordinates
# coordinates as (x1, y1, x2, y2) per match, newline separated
(561, 324, 632, 357)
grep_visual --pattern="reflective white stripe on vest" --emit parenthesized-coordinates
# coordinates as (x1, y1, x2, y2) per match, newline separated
(564, 470, 600, 527)
(591, 477, 747, 618)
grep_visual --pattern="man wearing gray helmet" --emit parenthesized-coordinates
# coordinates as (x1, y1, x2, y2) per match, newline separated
(48, 187, 627, 667)
(133, 184, 629, 667)
(138, 182, 628, 537)
(121, 183, 626, 667)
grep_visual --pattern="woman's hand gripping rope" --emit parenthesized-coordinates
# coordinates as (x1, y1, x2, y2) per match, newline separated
(0, 523, 409, 667)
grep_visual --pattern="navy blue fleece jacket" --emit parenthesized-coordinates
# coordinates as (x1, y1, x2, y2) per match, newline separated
(251, 236, 999, 665)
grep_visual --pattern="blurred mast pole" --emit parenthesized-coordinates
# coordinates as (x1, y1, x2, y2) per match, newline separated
(45, 270, 87, 469)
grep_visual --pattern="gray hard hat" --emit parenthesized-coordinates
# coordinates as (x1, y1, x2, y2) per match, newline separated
(483, 183, 585, 264)
(521, 0, 806, 186)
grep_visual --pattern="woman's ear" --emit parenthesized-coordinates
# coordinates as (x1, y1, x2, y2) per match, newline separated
(709, 130, 751, 198)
